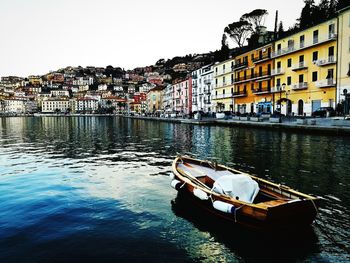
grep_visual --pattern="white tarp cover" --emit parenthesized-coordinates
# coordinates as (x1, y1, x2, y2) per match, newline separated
(212, 174, 260, 203)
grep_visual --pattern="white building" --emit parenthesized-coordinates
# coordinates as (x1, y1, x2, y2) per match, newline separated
(162, 84, 173, 112)
(51, 90, 70, 97)
(3, 98, 27, 113)
(42, 99, 70, 113)
(75, 98, 99, 113)
(192, 64, 214, 113)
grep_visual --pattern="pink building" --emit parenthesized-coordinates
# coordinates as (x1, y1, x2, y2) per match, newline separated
(172, 78, 192, 115)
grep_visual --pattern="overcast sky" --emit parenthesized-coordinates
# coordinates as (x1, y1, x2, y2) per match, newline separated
(0, 0, 307, 77)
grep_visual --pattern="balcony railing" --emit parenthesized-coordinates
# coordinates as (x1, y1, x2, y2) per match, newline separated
(213, 93, 232, 99)
(234, 71, 271, 84)
(291, 62, 308, 71)
(203, 87, 211, 94)
(272, 33, 337, 58)
(253, 88, 272, 95)
(315, 79, 336, 88)
(315, 56, 337, 66)
(291, 82, 308, 90)
(204, 99, 211, 104)
(233, 61, 248, 70)
(270, 86, 286, 93)
(252, 53, 271, 63)
(231, 90, 248, 98)
(204, 79, 212, 85)
(271, 68, 285, 76)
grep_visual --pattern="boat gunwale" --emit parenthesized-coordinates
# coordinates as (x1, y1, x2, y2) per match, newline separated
(172, 156, 318, 210)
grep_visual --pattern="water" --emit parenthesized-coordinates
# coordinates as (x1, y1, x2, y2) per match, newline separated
(0, 117, 349, 263)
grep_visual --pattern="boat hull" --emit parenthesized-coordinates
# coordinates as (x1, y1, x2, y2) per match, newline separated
(171, 156, 319, 231)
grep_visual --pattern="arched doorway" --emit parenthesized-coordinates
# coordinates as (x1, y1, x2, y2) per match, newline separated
(298, 99, 304, 116)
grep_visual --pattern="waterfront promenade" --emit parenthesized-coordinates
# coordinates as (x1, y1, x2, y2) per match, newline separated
(123, 115, 350, 136)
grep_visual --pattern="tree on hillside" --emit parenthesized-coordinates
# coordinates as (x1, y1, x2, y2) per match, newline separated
(224, 20, 252, 48)
(328, 0, 338, 16)
(241, 9, 268, 34)
(220, 34, 230, 59)
(278, 21, 284, 36)
(299, 0, 316, 28)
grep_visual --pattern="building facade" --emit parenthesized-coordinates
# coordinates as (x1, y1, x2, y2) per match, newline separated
(337, 7, 350, 115)
(272, 18, 338, 116)
(213, 58, 235, 112)
(192, 64, 214, 113)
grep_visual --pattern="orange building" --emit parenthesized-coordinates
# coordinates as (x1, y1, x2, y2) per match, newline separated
(233, 43, 274, 114)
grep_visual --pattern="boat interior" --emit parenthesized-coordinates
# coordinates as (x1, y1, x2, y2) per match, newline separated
(177, 161, 295, 206)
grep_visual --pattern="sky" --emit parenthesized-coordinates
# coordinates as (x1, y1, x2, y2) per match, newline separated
(0, 0, 307, 77)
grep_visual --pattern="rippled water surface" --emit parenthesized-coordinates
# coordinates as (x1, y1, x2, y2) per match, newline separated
(0, 117, 349, 262)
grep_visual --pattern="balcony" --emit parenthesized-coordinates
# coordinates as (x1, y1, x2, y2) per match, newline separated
(192, 100, 198, 105)
(271, 68, 285, 76)
(204, 99, 211, 104)
(231, 90, 248, 98)
(203, 87, 211, 94)
(272, 33, 337, 58)
(270, 86, 286, 93)
(315, 79, 336, 88)
(213, 93, 234, 100)
(291, 62, 308, 71)
(204, 79, 212, 85)
(252, 53, 271, 64)
(315, 56, 337, 66)
(291, 82, 308, 90)
(192, 91, 198, 96)
(253, 88, 272, 95)
(192, 74, 198, 79)
(234, 71, 271, 84)
(233, 61, 248, 70)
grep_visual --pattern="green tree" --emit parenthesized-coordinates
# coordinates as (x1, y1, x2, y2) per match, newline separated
(299, 0, 315, 28)
(224, 20, 252, 47)
(241, 9, 268, 34)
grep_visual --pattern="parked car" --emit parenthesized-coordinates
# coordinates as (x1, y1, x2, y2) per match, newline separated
(312, 107, 336, 117)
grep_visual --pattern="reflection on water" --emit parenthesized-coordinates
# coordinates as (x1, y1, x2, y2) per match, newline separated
(0, 117, 349, 262)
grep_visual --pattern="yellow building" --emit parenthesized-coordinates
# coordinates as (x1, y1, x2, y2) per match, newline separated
(234, 43, 274, 114)
(147, 86, 164, 114)
(272, 18, 337, 116)
(213, 58, 235, 112)
(28, 75, 43, 86)
(337, 6, 350, 115)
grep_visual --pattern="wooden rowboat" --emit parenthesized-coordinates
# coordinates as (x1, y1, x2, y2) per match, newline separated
(171, 156, 319, 231)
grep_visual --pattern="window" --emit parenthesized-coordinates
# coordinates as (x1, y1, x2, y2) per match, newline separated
(299, 74, 304, 83)
(299, 55, 304, 63)
(287, 76, 292, 85)
(313, 30, 319, 44)
(288, 39, 294, 50)
(287, 59, 292, 67)
(277, 61, 281, 69)
(276, 78, 281, 87)
(223, 89, 225, 94)
(313, 51, 318, 62)
(329, 24, 335, 38)
(251, 83, 254, 90)
(329, 46, 335, 58)
(312, 72, 318, 82)
(300, 35, 305, 48)
(327, 69, 334, 79)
